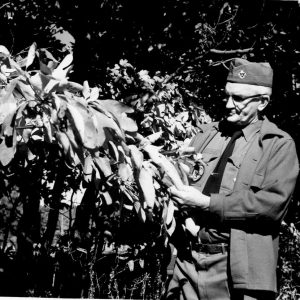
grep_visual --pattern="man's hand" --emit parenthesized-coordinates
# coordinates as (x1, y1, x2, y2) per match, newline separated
(168, 185, 210, 211)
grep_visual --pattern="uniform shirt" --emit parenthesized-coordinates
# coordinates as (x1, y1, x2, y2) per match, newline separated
(193, 120, 263, 243)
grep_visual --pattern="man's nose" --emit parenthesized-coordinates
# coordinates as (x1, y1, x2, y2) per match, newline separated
(225, 96, 235, 109)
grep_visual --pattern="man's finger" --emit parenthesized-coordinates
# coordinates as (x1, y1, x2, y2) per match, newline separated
(171, 196, 183, 205)
(168, 185, 183, 197)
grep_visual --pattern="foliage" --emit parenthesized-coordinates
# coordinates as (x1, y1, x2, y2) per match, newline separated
(0, 44, 212, 298)
(278, 222, 300, 300)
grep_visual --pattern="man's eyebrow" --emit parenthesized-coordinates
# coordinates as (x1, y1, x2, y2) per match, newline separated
(224, 90, 243, 97)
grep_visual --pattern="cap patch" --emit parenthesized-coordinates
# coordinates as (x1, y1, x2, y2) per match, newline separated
(238, 70, 246, 79)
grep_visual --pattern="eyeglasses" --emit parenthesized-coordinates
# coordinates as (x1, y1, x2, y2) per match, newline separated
(223, 94, 264, 103)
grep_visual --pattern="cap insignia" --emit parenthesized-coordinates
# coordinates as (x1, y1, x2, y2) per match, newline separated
(238, 70, 246, 79)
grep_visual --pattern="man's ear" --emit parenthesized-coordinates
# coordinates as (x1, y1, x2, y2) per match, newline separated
(258, 95, 270, 112)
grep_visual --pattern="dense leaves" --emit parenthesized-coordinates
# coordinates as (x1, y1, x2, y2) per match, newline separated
(0, 44, 212, 298)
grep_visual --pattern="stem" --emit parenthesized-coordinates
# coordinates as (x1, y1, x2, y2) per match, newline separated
(1, 193, 18, 252)
(42, 162, 68, 248)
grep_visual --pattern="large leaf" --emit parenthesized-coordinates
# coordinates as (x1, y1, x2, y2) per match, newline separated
(90, 107, 125, 147)
(0, 80, 17, 124)
(64, 126, 85, 166)
(93, 156, 112, 177)
(0, 112, 17, 166)
(52, 53, 73, 80)
(14, 79, 35, 101)
(0, 133, 17, 166)
(29, 72, 53, 96)
(25, 42, 37, 70)
(0, 45, 10, 56)
(65, 100, 100, 150)
(99, 100, 138, 133)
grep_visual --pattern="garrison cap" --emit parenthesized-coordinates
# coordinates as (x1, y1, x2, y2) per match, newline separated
(227, 58, 273, 88)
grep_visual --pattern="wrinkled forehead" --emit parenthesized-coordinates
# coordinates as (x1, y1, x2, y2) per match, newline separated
(225, 82, 272, 96)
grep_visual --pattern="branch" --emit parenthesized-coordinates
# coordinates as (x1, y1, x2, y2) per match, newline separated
(0, 3, 9, 10)
(210, 47, 253, 54)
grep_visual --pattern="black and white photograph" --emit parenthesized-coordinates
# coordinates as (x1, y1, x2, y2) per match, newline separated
(0, 1, 299, 299)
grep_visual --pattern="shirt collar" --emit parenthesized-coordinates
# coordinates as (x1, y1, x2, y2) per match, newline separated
(242, 120, 262, 142)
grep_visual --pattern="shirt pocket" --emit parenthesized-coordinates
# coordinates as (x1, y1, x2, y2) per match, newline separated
(229, 151, 244, 169)
(201, 148, 219, 164)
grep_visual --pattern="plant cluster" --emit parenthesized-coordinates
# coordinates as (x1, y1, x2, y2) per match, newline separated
(0, 43, 212, 298)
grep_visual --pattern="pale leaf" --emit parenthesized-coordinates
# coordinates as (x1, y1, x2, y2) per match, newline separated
(94, 156, 112, 177)
(82, 80, 90, 99)
(52, 53, 73, 80)
(66, 100, 99, 150)
(100, 100, 137, 132)
(0, 45, 10, 56)
(0, 86, 17, 124)
(0, 131, 17, 166)
(118, 162, 133, 182)
(133, 201, 146, 223)
(26, 42, 37, 69)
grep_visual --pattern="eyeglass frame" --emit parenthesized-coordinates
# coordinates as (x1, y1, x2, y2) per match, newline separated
(223, 94, 268, 104)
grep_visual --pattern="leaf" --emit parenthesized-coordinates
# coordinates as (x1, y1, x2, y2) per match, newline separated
(134, 201, 146, 223)
(89, 87, 99, 101)
(127, 260, 134, 272)
(43, 78, 59, 95)
(138, 162, 156, 209)
(0, 45, 10, 56)
(15, 79, 35, 101)
(0, 131, 17, 167)
(128, 145, 144, 171)
(108, 140, 119, 162)
(117, 145, 126, 163)
(139, 259, 144, 269)
(146, 130, 163, 144)
(94, 156, 112, 177)
(1, 109, 16, 138)
(26, 42, 37, 69)
(166, 200, 175, 225)
(100, 100, 138, 132)
(82, 80, 90, 99)
(42, 112, 52, 143)
(52, 53, 73, 80)
(143, 144, 184, 190)
(101, 191, 113, 205)
(37, 48, 59, 74)
(155, 103, 166, 118)
(121, 186, 135, 202)
(83, 155, 94, 184)
(166, 217, 176, 237)
(65, 103, 85, 145)
(0, 83, 17, 124)
(184, 217, 200, 237)
(66, 100, 100, 150)
(64, 126, 85, 166)
(90, 108, 125, 146)
(29, 72, 54, 96)
(118, 162, 133, 182)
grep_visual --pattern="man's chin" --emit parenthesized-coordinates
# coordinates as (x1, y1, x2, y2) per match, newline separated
(226, 116, 239, 123)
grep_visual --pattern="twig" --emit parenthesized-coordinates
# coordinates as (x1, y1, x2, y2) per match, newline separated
(0, 3, 9, 10)
(210, 47, 253, 54)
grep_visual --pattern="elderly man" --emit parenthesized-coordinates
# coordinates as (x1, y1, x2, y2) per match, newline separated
(166, 58, 299, 300)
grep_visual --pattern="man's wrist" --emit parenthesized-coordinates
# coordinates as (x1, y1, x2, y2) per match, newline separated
(199, 194, 210, 211)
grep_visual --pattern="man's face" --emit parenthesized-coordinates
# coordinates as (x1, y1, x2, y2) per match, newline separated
(224, 82, 268, 126)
